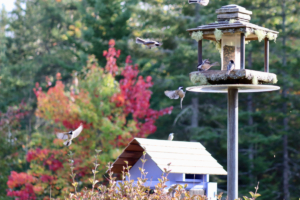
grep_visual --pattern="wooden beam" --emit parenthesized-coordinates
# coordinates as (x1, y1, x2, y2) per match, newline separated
(125, 144, 144, 152)
(240, 33, 245, 69)
(198, 40, 202, 66)
(120, 151, 144, 159)
(264, 38, 269, 72)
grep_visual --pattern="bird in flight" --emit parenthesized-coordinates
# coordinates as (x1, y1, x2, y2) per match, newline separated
(197, 59, 219, 71)
(188, 0, 209, 6)
(56, 123, 83, 146)
(136, 37, 162, 49)
(168, 133, 174, 141)
(164, 86, 186, 109)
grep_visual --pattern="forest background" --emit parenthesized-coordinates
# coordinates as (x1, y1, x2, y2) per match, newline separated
(1, 0, 300, 199)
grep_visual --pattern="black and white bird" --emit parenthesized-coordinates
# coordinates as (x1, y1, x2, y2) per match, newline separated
(164, 86, 186, 109)
(197, 59, 219, 71)
(168, 133, 174, 141)
(226, 60, 235, 75)
(56, 123, 83, 146)
(136, 37, 162, 49)
(188, 0, 209, 6)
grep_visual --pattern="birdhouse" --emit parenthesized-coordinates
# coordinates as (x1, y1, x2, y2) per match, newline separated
(188, 5, 279, 88)
(110, 138, 227, 200)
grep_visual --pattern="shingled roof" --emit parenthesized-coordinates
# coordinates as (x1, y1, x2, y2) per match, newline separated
(111, 138, 227, 175)
(187, 4, 279, 41)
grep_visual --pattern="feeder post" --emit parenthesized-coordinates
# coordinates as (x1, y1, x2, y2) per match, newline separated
(227, 88, 239, 200)
(241, 33, 245, 69)
(264, 38, 269, 72)
(198, 40, 202, 65)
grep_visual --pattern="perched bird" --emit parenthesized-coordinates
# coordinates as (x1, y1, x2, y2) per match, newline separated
(197, 59, 219, 71)
(164, 86, 186, 109)
(136, 37, 162, 49)
(56, 123, 83, 146)
(226, 60, 235, 75)
(168, 133, 174, 141)
(188, 0, 209, 6)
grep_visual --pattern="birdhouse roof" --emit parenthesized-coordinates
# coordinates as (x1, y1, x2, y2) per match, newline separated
(110, 138, 227, 175)
(187, 4, 279, 42)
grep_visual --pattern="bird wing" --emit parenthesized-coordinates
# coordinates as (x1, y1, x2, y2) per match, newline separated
(199, 0, 209, 6)
(144, 41, 156, 45)
(71, 124, 83, 139)
(203, 59, 210, 64)
(136, 37, 146, 44)
(56, 132, 69, 140)
(164, 90, 180, 99)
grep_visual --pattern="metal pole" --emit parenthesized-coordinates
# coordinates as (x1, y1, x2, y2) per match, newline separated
(227, 88, 238, 200)
(264, 38, 269, 72)
(198, 40, 202, 65)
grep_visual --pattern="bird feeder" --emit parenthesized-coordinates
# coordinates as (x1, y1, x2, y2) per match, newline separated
(188, 4, 279, 86)
(186, 5, 280, 200)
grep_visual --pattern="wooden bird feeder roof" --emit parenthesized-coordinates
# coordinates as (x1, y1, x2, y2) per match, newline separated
(187, 4, 279, 42)
(110, 138, 227, 175)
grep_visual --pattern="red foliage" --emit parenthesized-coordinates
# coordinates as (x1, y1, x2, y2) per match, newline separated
(7, 172, 37, 200)
(7, 183, 36, 200)
(113, 55, 173, 138)
(103, 39, 120, 75)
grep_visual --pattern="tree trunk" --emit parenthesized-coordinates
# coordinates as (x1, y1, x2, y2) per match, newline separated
(281, 0, 290, 199)
(247, 51, 254, 184)
(191, 98, 198, 128)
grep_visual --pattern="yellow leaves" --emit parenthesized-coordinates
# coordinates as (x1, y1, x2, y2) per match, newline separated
(67, 21, 82, 38)
(72, 182, 78, 188)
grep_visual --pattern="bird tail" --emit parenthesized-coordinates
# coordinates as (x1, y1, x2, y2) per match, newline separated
(64, 140, 72, 146)
(211, 62, 220, 67)
(136, 37, 145, 44)
(226, 70, 230, 75)
(188, 0, 198, 4)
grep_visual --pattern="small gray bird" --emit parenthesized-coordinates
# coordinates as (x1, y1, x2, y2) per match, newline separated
(188, 0, 209, 6)
(136, 37, 162, 49)
(226, 60, 235, 75)
(197, 59, 219, 71)
(56, 123, 83, 146)
(168, 133, 174, 141)
(164, 86, 186, 109)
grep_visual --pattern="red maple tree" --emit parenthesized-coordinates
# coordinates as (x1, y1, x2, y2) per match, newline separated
(7, 39, 172, 198)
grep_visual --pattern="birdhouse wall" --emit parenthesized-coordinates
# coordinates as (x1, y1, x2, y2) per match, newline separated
(221, 34, 241, 70)
(128, 153, 185, 182)
(128, 153, 163, 181)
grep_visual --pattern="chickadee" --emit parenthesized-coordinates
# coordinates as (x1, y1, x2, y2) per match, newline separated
(136, 37, 162, 49)
(197, 59, 219, 71)
(164, 86, 186, 109)
(56, 123, 83, 146)
(226, 60, 235, 75)
(168, 133, 174, 141)
(188, 0, 209, 6)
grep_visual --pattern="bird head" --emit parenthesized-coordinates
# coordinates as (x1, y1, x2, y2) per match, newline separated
(155, 42, 161, 46)
(178, 86, 184, 90)
(169, 133, 174, 137)
(230, 60, 234, 63)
